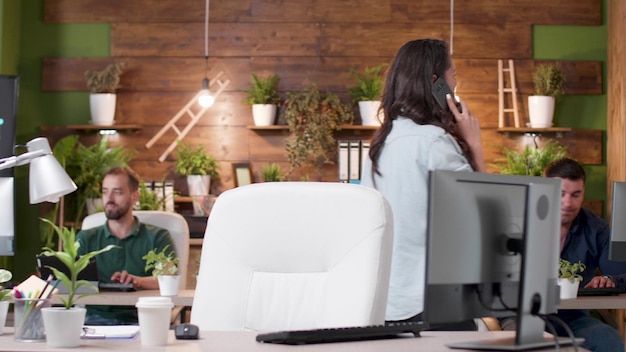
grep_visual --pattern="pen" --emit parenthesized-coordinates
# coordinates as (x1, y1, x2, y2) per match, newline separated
(44, 279, 60, 299)
(38, 274, 53, 299)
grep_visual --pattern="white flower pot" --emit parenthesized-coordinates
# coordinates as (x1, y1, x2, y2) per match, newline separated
(158, 275, 181, 296)
(558, 278, 580, 299)
(252, 104, 277, 126)
(0, 301, 8, 335)
(358, 101, 383, 126)
(41, 306, 86, 348)
(85, 198, 104, 215)
(89, 93, 117, 126)
(528, 95, 555, 128)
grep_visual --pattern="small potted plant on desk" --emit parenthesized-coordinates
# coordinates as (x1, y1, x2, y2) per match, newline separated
(0, 268, 12, 334)
(39, 218, 116, 348)
(242, 73, 281, 126)
(559, 258, 586, 299)
(143, 245, 180, 296)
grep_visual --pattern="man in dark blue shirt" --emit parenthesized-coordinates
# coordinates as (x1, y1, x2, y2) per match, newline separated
(546, 157, 626, 352)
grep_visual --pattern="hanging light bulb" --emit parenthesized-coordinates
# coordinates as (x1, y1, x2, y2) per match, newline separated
(198, 0, 214, 108)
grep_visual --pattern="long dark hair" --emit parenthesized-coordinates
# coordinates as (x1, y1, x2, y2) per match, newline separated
(369, 39, 475, 179)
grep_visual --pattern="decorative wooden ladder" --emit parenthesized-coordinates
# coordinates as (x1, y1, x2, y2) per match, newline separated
(145, 71, 231, 162)
(497, 59, 521, 128)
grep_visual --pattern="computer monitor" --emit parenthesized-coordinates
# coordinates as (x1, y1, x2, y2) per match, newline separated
(424, 170, 571, 350)
(609, 181, 626, 261)
(0, 177, 14, 255)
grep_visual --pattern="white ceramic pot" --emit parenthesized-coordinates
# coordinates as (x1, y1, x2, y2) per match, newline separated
(527, 95, 555, 128)
(89, 93, 117, 126)
(85, 198, 104, 215)
(558, 278, 580, 299)
(252, 104, 277, 126)
(41, 306, 86, 348)
(0, 301, 8, 335)
(158, 275, 181, 296)
(358, 101, 383, 126)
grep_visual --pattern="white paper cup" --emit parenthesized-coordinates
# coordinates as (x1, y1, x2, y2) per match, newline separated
(135, 297, 173, 346)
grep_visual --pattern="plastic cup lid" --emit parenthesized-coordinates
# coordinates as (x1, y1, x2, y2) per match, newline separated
(135, 296, 174, 308)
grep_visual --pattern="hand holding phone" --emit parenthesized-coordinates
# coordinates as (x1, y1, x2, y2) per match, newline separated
(432, 77, 462, 113)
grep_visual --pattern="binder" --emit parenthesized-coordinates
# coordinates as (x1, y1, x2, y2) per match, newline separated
(349, 141, 361, 181)
(338, 141, 349, 182)
(360, 141, 370, 178)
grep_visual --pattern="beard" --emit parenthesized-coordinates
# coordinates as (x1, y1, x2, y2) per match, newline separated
(105, 201, 131, 220)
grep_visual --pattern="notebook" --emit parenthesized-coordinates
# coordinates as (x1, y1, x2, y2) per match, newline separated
(36, 254, 100, 294)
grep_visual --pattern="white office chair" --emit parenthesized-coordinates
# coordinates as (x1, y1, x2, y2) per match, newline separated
(81, 210, 190, 290)
(190, 182, 394, 331)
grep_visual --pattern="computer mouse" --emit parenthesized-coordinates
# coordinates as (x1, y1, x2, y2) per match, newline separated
(175, 323, 199, 340)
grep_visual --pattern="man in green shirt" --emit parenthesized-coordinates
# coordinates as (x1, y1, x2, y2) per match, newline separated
(77, 167, 176, 325)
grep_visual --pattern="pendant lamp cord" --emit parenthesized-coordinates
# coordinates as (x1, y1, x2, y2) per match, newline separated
(449, 0, 454, 56)
(204, 0, 209, 76)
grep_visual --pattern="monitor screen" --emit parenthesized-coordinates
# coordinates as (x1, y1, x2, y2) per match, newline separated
(0, 177, 15, 255)
(609, 181, 626, 261)
(424, 170, 562, 350)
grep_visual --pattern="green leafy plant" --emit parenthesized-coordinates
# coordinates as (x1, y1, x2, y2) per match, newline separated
(242, 73, 280, 105)
(559, 258, 586, 283)
(533, 64, 566, 97)
(142, 245, 179, 276)
(39, 218, 117, 309)
(493, 141, 567, 176)
(261, 163, 284, 182)
(138, 180, 169, 211)
(280, 85, 354, 179)
(61, 136, 134, 223)
(348, 63, 387, 103)
(174, 141, 220, 177)
(0, 268, 12, 302)
(85, 62, 126, 94)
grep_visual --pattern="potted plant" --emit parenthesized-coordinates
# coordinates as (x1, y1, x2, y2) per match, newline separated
(175, 141, 219, 215)
(558, 258, 586, 299)
(493, 140, 567, 176)
(348, 63, 387, 126)
(137, 180, 168, 211)
(60, 135, 134, 223)
(528, 63, 566, 128)
(0, 268, 11, 334)
(39, 218, 116, 348)
(260, 163, 284, 182)
(280, 85, 354, 180)
(84, 62, 126, 126)
(142, 245, 180, 296)
(242, 73, 280, 126)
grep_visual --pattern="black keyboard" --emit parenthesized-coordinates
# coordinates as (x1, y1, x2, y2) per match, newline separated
(255, 322, 424, 345)
(98, 282, 136, 292)
(577, 287, 625, 296)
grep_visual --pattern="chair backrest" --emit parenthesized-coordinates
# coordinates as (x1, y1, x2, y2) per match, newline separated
(81, 211, 190, 289)
(190, 182, 394, 331)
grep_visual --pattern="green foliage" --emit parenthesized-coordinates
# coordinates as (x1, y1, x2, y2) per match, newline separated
(142, 245, 179, 276)
(559, 258, 586, 283)
(174, 141, 220, 177)
(242, 73, 280, 106)
(138, 180, 168, 211)
(40, 218, 117, 309)
(61, 136, 134, 223)
(533, 64, 566, 97)
(85, 62, 126, 94)
(493, 141, 567, 176)
(261, 163, 284, 182)
(281, 85, 354, 178)
(348, 64, 387, 103)
(0, 268, 12, 302)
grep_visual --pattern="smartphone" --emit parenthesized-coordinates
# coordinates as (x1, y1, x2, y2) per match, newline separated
(432, 77, 462, 113)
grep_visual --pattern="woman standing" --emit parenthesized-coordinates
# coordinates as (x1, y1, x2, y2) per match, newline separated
(361, 38, 486, 326)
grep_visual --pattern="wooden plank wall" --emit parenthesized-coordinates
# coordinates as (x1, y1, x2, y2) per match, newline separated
(42, 0, 603, 194)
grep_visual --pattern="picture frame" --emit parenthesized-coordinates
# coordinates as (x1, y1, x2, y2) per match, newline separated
(232, 163, 253, 187)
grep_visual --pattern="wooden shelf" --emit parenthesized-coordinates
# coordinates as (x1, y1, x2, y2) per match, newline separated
(246, 124, 379, 131)
(174, 196, 193, 203)
(64, 124, 143, 132)
(497, 127, 572, 137)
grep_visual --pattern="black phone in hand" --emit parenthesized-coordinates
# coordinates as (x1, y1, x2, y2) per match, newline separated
(432, 77, 462, 113)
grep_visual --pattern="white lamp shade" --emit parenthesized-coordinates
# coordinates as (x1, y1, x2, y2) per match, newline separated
(29, 154, 77, 204)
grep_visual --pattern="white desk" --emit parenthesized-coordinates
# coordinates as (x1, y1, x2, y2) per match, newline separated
(52, 289, 195, 306)
(559, 295, 626, 342)
(0, 329, 587, 351)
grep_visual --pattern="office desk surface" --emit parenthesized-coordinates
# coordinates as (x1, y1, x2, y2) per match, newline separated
(0, 329, 587, 351)
(558, 294, 626, 309)
(52, 289, 195, 306)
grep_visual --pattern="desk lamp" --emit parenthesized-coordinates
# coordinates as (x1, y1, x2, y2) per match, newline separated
(0, 137, 77, 255)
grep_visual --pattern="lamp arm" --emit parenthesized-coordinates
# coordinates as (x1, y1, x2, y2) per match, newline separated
(0, 150, 47, 171)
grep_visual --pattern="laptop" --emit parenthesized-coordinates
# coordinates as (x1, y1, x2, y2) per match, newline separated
(36, 254, 100, 294)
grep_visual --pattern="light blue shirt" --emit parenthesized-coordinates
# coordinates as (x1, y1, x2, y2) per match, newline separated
(361, 117, 472, 320)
